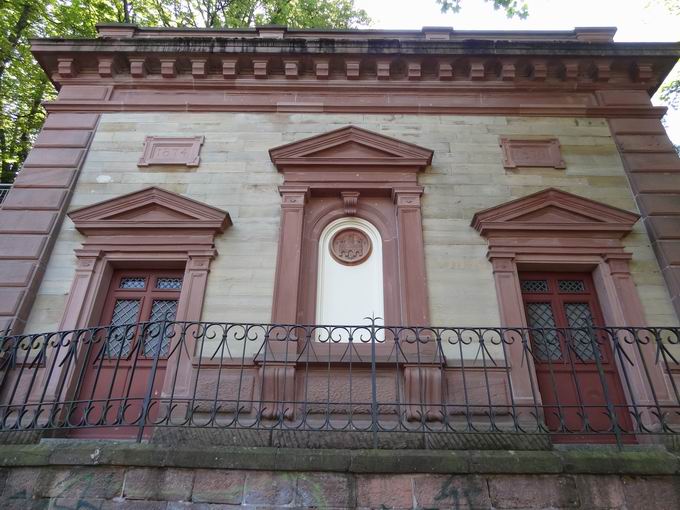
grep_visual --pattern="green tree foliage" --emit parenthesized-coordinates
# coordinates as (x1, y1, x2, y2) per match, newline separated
(659, 0, 679, 108)
(437, 0, 528, 18)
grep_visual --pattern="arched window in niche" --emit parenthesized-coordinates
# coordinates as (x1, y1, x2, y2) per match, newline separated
(316, 217, 384, 329)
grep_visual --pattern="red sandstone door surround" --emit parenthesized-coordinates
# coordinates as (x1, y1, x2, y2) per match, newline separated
(33, 187, 231, 436)
(520, 271, 633, 443)
(472, 188, 674, 436)
(70, 269, 183, 439)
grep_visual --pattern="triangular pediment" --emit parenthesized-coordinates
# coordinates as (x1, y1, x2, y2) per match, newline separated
(471, 188, 639, 237)
(69, 187, 231, 234)
(269, 126, 433, 171)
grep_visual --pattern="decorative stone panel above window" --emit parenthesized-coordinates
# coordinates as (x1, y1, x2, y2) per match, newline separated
(499, 137, 566, 170)
(137, 136, 204, 167)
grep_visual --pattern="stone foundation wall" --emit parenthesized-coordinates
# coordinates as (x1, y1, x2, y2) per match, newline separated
(2, 465, 679, 509)
(0, 443, 678, 509)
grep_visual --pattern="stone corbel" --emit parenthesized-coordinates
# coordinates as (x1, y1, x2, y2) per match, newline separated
(98, 57, 116, 78)
(438, 61, 453, 81)
(563, 59, 579, 80)
(404, 365, 444, 422)
(501, 62, 516, 81)
(407, 61, 421, 80)
(345, 59, 361, 80)
(259, 363, 295, 420)
(595, 60, 612, 82)
(532, 61, 548, 81)
(376, 60, 391, 80)
(314, 59, 330, 79)
(160, 58, 177, 79)
(222, 58, 238, 78)
(129, 57, 147, 78)
(341, 191, 359, 216)
(57, 58, 77, 78)
(633, 61, 654, 82)
(253, 59, 269, 79)
(191, 59, 207, 79)
(284, 59, 299, 78)
(470, 61, 485, 80)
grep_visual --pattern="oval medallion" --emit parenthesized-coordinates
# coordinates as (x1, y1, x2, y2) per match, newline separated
(330, 228, 372, 266)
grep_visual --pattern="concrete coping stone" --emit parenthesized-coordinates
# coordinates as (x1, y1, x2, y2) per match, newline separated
(0, 441, 678, 476)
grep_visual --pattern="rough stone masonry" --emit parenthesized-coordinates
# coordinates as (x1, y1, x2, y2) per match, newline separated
(0, 442, 679, 509)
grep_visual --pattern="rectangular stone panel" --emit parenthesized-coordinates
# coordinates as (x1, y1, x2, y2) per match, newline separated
(12, 167, 77, 188)
(645, 217, 680, 240)
(1, 188, 67, 210)
(616, 135, 676, 153)
(662, 266, 680, 295)
(597, 90, 650, 105)
(0, 288, 24, 315)
(0, 261, 35, 286)
(57, 85, 111, 101)
(23, 148, 84, 168)
(629, 173, 680, 194)
(608, 118, 666, 135)
(637, 195, 680, 216)
(624, 153, 680, 172)
(42, 113, 99, 130)
(0, 235, 46, 259)
(655, 240, 680, 266)
(0, 211, 57, 234)
(446, 370, 510, 414)
(192, 369, 255, 412)
(34, 129, 92, 148)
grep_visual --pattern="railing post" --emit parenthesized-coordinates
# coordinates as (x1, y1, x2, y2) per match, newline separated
(588, 325, 622, 447)
(370, 317, 378, 449)
(137, 316, 169, 442)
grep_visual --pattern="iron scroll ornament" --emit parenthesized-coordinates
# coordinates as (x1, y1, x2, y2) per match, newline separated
(329, 227, 372, 266)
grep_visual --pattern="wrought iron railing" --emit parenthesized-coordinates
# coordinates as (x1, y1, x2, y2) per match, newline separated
(0, 319, 678, 448)
(0, 184, 11, 204)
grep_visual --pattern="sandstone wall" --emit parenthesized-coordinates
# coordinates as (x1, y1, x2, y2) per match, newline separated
(23, 113, 678, 333)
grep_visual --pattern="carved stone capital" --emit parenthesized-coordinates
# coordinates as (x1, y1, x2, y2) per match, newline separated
(392, 187, 423, 208)
(279, 186, 309, 208)
(489, 255, 516, 273)
(604, 254, 633, 275)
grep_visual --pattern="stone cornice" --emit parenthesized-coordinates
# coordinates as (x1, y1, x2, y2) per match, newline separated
(29, 26, 679, 117)
(31, 35, 679, 96)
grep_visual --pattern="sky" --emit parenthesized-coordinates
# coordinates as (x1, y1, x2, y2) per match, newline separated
(354, 0, 680, 145)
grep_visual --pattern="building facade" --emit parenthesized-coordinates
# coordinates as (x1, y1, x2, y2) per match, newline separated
(1, 23, 680, 454)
